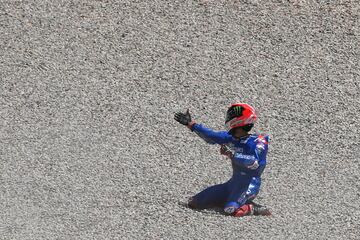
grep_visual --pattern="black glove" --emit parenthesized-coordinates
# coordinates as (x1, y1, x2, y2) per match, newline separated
(174, 109, 192, 126)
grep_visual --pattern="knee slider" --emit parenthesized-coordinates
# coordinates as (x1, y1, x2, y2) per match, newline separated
(224, 201, 240, 214)
(187, 197, 198, 209)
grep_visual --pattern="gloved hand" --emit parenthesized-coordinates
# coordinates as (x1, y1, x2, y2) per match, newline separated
(174, 109, 194, 127)
(220, 145, 234, 159)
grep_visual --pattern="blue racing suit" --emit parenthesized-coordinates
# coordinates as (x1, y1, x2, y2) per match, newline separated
(189, 123, 270, 214)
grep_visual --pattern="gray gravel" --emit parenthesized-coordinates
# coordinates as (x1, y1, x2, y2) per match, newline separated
(1, 0, 359, 239)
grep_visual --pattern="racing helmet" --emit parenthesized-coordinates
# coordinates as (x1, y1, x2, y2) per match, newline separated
(225, 103, 257, 132)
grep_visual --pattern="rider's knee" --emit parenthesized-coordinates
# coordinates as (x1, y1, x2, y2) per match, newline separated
(187, 197, 199, 209)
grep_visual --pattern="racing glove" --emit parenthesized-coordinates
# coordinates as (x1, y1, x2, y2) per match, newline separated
(174, 109, 195, 128)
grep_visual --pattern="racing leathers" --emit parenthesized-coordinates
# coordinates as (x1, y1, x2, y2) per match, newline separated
(187, 123, 269, 215)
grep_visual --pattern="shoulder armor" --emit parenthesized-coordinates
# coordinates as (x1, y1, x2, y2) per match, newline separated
(254, 134, 269, 152)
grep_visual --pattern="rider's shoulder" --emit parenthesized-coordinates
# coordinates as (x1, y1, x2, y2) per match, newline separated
(249, 133, 270, 145)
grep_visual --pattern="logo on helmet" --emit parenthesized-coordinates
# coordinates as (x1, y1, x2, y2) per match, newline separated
(233, 106, 244, 116)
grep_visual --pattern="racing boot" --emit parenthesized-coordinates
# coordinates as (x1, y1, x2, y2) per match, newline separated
(249, 201, 272, 216)
(233, 202, 271, 217)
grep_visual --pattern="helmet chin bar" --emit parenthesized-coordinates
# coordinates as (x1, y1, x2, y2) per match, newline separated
(242, 124, 254, 132)
(228, 124, 254, 135)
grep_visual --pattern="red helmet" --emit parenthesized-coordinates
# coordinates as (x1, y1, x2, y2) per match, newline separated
(225, 103, 257, 131)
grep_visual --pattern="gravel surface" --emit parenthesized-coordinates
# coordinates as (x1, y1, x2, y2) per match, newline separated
(1, 0, 359, 239)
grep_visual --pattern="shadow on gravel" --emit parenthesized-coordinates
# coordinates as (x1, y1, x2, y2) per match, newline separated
(177, 201, 273, 217)
(177, 201, 229, 216)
